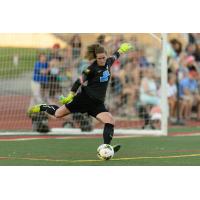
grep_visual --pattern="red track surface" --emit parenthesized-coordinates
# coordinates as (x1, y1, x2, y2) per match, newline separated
(0, 131, 200, 141)
(0, 96, 145, 130)
(1, 95, 200, 138)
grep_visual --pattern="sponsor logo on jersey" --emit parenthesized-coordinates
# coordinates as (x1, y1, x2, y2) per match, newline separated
(100, 70, 110, 82)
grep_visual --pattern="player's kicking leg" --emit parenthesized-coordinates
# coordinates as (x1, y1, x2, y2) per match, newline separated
(28, 104, 46, 114)
(28, 104, 70, 118)
(96, 112, 121, 154)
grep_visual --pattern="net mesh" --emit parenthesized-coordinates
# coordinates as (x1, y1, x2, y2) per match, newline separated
(0, 33, 170, 133)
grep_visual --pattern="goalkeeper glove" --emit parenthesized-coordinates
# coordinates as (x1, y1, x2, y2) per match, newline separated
(118, 43, 133, 54)
(59, 91, 75, 104)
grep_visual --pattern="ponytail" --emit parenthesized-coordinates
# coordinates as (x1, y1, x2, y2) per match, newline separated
(85, 43, 106, 60)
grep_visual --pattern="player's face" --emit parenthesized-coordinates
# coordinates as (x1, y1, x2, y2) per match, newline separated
(96, 53, 107, 66)
(40, 54, 47, 63)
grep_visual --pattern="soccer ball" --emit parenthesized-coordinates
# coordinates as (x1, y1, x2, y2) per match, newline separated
(97, 144, 114, 160)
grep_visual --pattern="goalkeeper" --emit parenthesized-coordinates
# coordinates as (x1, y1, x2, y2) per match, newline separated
(28, 43, 133, 152)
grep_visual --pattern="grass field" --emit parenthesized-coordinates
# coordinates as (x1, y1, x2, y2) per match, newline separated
(0, 48, 50, 78)
(1, 135, 200, 166)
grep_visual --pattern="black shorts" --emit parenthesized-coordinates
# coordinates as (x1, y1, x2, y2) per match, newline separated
(65, 92, 108, 118)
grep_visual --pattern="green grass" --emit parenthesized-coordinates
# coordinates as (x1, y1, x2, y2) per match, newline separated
(1, 135, 200, 165)
(169, 126, 200, 133)
(0, 48, 50, 78)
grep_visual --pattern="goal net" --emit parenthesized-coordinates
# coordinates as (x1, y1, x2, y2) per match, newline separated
(0, 33, 168, 136)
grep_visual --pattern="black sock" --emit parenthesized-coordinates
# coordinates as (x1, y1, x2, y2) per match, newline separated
(40, 105, 59, 116)
(103, 123, 114, 144)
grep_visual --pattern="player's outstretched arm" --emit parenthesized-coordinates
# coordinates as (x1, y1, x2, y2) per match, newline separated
(109, 43, 134, 66)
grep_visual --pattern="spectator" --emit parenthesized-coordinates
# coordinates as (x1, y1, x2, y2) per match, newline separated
(167, 42, 177, 58)
(167, 73, 177, 122)
(29, 53, 49, 108)
(70, 34, 82, 60)
(62, 47, 73, 80)
(150, 105, 161, 129)
(185, 55, 197, 71)
(48, 58, 62, 103)
(170, 39, 182, 57)
(97, 34, 106, 45)
(177, 53, 189, 80)
(47, 43, 63, 62)
(193, 44, 200, 62)
(139, 67, 160, 107)
(168, 57, 179, 74)
(179, 69, 200, 121)
(139, 49, 150, 68)
(185, 43, 197, 56)
(188, 33, 196, 44)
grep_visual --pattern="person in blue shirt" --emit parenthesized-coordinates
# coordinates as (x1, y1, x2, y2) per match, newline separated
(179, 71, 198, 97)
(29, 53, 49, 108)
(179, 69, 200, 121)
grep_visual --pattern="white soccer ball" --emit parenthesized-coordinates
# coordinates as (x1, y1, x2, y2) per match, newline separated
(97, 144, 114, 160)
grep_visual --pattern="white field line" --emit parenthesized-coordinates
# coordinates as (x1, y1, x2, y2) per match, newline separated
(0, 128, 163, 136)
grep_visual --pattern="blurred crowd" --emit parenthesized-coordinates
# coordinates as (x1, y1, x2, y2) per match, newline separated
(29, 34, 82, 107)
(29, 33, 200, 127)
(167, 33, 200, 124)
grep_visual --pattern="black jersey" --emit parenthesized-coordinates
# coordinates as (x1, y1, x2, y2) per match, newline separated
(71, 52, 120, 103)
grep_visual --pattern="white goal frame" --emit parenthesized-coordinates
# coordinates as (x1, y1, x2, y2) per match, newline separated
(0, 33, 168, 137)
(51, 33, 168, 136)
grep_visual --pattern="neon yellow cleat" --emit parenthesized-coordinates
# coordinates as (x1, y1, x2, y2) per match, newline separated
(28, 104, 46, 114)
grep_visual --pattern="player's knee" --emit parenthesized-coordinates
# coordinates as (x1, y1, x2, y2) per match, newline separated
(54, 105, 70, 118)
(106, 113, 115, 125)
(54, 109, 67, 118)
(107, 117, 115, 126)
(54, 110, 62, 118)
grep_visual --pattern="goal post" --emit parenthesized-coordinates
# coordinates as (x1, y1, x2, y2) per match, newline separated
(0, 33, 169, 136)
(160, 33, 168, 136)
(101, 33, 168, 136)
